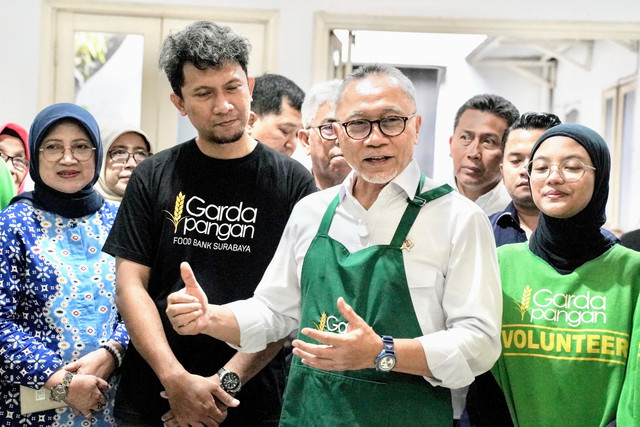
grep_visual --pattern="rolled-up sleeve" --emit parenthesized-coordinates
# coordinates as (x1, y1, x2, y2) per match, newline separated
(417, 207, 502, 389)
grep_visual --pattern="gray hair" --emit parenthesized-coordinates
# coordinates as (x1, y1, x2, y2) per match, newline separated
(336, 64, 417, 111)
(158, 21, 251, 98)
(301, 80, 342, 128)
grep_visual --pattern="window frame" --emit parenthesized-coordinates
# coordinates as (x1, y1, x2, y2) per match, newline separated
(40, 0, 279, 151)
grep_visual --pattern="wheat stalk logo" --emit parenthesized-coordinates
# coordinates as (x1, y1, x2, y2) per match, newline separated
(164, 192, 186, 233)
(514, 285, 532, 320)
(312, 312, 327, 331)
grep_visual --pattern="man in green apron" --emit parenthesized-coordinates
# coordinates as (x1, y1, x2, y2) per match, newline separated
(166, 64, 503, 426)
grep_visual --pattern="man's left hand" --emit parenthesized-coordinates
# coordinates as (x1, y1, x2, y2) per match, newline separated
(292, 297, 383, 371)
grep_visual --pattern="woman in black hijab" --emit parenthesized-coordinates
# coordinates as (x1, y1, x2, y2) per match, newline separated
(491, 124, 640, 427)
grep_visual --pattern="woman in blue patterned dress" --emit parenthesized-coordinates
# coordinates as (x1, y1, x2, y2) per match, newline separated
(0, 103, 128, 426)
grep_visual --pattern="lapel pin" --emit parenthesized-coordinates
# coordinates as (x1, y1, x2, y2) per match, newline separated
(401, 239, 414, 251)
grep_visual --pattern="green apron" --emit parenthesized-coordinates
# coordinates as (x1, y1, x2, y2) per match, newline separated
(280, 175, 454, 427)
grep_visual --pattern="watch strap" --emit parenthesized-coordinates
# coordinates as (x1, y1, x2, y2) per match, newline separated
(381, 335, 394, 352)
(374, 335, 396, 372)
(62, 371, 74, 387)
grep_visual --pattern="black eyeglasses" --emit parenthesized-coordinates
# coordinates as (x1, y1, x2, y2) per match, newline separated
(339, 114, 417, 140)
(108, 149, 151, 164)
(0, 152, 28, 171)
(308, 123, 337, 141)
(527, 158, 596, 183)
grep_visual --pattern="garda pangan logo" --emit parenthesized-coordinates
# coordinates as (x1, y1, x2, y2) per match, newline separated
(312, 312, 327, 331)
(163, 192, 258, 240)
(312, 312, 349, 334)
(514, 285, 533, 321)
(164, 192, 186, 233)
(512, 285, 607, 327)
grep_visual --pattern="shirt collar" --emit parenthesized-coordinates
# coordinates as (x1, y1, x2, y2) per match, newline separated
(339, 159, 421, 203)
(495, 201, 520, 227)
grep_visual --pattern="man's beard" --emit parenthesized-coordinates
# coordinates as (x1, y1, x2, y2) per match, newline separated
(513, 194, 538, 211)
(203, 128, 245, 145)
(357, 168, 399, 185)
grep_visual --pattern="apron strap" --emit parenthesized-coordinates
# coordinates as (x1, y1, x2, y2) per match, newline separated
(317, 175, 454, 242)
(317, 193, 341, 236)
(390, 175, 453, 247)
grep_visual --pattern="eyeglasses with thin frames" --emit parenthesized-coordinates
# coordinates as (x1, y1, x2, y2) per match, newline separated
(526, 158, 596, 183)
(39, 143, 96, 162)
(339, 113, 417, 140)
(308, 123, 337, 141)
(0, 152, 28, 171)
(108, 149, 151, 164)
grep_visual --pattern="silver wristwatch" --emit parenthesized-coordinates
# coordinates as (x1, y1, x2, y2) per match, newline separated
(50, 371, 74, 402)
(217, 367, 241, 394)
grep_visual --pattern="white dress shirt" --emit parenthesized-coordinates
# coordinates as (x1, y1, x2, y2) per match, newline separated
(447, 173, 511, 216)
(474, 180, 511, 216)
(227, 160, 502, 390)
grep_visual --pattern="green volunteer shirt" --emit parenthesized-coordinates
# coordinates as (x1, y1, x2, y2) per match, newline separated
(492, 243, 640, 427)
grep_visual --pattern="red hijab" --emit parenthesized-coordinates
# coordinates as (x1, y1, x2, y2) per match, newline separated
(0, 123, 29, 193)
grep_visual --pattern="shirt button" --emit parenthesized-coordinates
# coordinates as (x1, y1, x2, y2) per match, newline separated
(358, 224, 370, 238)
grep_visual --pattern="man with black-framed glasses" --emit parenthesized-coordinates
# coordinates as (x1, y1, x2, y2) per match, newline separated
(166, 64, 502, 426)
(298, 80, 352, 189)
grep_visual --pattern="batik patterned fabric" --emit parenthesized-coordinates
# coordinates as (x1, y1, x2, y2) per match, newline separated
(0, 200, 128, 426)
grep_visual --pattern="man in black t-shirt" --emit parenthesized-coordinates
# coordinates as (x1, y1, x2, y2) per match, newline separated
(103, 21, 316, 427)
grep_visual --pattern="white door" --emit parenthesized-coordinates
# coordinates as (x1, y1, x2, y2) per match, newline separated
(55, 12, 161, 148)
(52, 7, 276, 153)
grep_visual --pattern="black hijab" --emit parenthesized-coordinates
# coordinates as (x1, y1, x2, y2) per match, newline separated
(528, 123, 615, 274)
(11, 103, 104, 218)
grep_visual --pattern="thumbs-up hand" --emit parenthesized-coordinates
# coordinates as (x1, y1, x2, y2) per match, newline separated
(166, 262, 210, 335)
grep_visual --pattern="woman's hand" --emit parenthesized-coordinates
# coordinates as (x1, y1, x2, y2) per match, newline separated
(65, 342, 123, 381)
(65, 373, 110, 419)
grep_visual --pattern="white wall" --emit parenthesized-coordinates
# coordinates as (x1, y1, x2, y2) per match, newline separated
(630, 62, 640, 230)
(0, 0, 41, 129)
(553, 40, 637, 131)
(3, 0, 640, 128)
(553, 40, 639, 230)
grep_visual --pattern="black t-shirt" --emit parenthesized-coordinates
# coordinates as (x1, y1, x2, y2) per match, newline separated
(103, 140, 316, 425)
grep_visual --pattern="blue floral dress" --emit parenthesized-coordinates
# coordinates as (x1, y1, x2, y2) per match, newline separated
(0, 200, 129, 426)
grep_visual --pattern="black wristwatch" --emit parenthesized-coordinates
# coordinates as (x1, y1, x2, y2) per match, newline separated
(374, 335, 397, 372)
(217, 368, 241, 394)
(50, 371, 74, 402)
